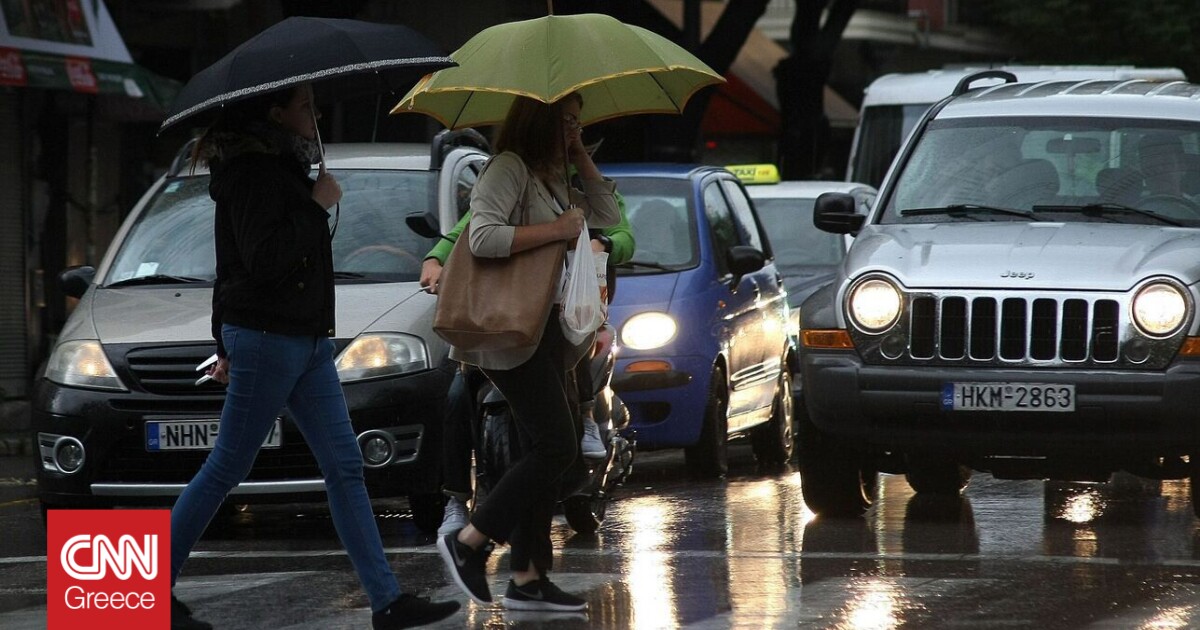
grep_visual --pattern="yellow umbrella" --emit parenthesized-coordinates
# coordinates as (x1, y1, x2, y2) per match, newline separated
(392, 13, 725, 129)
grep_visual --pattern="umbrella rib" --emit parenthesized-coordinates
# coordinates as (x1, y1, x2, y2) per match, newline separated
(647, 71, 683, 114)
(450, 89, 475, 130)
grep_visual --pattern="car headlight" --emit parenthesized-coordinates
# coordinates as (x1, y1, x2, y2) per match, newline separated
(335, 333, 429, 382)
(1132, 282, 1187, 337)
(848, 277, 902, 332)
(621, 312, 677, 350)
(45, 340, 127, 391)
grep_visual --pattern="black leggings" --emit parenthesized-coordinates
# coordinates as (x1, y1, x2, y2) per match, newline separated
(471, 312, 580, 573)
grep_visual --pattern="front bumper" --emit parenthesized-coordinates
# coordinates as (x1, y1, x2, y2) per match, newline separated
(33, 363, 452, 507)
(802, 349, 1200, 458)
(611, 354, 706, 448)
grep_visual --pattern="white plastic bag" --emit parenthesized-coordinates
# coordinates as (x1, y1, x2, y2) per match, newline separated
(560, 222, 607, 345)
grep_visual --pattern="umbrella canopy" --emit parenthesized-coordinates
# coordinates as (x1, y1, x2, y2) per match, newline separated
(391, 13, 724, 129)
(160, 17, 455, 132)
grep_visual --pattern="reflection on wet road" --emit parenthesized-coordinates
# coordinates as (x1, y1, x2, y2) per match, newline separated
(5, 446, 1200, 628)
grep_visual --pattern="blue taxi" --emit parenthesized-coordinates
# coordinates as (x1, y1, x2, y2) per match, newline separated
(603, 164, 795, 476)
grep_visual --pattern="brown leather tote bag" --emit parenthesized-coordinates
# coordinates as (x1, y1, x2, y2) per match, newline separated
(433, 163, 567, 352)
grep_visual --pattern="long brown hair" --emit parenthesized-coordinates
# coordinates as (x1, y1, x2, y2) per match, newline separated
(493, 93, 582, 177)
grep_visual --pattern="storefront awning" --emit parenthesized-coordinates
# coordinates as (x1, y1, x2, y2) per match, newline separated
(0, 0, 178, 110)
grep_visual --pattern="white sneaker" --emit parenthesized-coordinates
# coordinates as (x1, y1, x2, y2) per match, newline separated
(437, 497, 469, 536)
(580, 418, 606, 459)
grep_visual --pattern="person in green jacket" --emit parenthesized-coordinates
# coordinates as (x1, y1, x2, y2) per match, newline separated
(421, 187, 634, 537)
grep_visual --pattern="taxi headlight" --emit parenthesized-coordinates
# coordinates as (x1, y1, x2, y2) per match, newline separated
(1132, 282, 1187, 337)
(621, 312, 678, 350)
(335, 333, 429, 382)
(45, 340, 126, 391)
(848, 278, 902, 332)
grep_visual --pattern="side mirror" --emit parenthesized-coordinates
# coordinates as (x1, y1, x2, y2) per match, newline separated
(405, 211, 441, 239)
(59, 265, 95, 299)
(813, 192, 865, 235)
(727, 245, 765, 278)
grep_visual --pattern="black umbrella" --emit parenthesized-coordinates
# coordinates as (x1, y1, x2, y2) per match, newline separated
(159, 16, 455, 133)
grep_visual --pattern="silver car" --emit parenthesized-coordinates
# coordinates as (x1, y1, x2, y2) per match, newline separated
(34, 134, 488, 532)
(801, 72, 1200, 517)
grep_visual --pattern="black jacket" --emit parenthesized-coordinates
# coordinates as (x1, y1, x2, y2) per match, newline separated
(210, 149, 334, 357)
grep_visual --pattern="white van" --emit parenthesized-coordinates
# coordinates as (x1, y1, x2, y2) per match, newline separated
(846, 65, 1187, 188)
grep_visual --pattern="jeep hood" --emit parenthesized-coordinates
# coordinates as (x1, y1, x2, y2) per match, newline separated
(848, 222, 1200, 291)
(88, 283, 425, 345)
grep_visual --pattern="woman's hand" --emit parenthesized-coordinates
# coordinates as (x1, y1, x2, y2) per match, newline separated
(554, 206, 585, 240)
(312, 162, 342, 210)
(420, 258, 443, 294)
(206, 357, 230, 385)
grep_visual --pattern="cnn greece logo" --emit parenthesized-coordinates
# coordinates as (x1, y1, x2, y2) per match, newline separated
(48, 510, 169, 629)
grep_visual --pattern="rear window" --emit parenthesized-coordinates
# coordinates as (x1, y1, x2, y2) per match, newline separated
(104, 170, 440, 285)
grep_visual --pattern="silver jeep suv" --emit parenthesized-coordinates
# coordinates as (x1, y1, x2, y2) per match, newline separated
(801, 71, 1200, 516)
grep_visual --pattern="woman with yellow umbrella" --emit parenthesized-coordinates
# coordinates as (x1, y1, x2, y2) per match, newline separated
(396, 12, 724, 613)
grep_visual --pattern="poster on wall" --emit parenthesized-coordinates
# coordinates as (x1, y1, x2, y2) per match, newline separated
(0, 0, 131, 63)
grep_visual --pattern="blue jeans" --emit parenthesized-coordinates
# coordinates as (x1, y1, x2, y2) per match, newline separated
(170, 325, 401, 611)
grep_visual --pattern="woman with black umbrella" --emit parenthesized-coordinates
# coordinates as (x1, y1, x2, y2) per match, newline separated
(168, 83, 459, 630)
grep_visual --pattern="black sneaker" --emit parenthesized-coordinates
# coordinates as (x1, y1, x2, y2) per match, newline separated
(171, 593, 212, 630)
(501, 577, 587, 612)
(372, 593, 461, 629)
(436, 529, 492, 604)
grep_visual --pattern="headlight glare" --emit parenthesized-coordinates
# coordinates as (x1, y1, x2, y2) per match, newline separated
(1132, 282, 1187, 337)
(45, 340, 126, 390)
(848, 278, 902, 332)
(621, 312, 678, 350)
(335, 333, 429, 382)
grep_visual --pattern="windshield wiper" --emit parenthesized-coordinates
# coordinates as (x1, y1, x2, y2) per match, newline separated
(106, 274, 207, 288)
(1031, 203, 1184, 227)
(333, 271, 367, 279)
(900, 204, 1036, 220)
(617, 259, 673, 271)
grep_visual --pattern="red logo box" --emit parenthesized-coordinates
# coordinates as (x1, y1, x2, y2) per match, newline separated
(47, 509, 170, 629)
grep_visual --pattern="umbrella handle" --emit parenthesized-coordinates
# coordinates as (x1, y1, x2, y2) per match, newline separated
(312, 105, 325, 166)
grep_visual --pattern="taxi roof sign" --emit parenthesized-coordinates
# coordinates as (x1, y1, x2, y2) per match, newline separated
(727, 164, 780, 185)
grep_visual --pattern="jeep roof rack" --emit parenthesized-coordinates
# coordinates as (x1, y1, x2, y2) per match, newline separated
(952, 70, 1017, 97)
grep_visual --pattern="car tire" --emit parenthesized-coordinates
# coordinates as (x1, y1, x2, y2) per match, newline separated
(797, 400, 873, 517)
(407, 492, 446, 534)
(685, 366, 729, 478)
(751, 368, 795, 467)
(905, 457, 971, 496)
(563, 494, 606, 536)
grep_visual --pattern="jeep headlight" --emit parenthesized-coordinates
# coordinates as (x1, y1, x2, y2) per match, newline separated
(46, 340, 127, 391)
(1132, 282, 1187, 337)
(621, 312, 677, 350)
(335, 333, 429, 382)
(848, 277, 902, 332)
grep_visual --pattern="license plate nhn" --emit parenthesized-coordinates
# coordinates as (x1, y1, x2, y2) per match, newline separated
(942, 382, 1075, 412)
(145, 419, 282, 451)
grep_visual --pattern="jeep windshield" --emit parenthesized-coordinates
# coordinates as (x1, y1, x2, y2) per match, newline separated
(881, 117, 1200, 227)
(104, 170, 440, 286)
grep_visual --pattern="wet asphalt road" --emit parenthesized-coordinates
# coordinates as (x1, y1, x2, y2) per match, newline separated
(5, 445, 1200, 629)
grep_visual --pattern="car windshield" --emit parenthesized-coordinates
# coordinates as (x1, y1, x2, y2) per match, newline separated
(610, 177, 697, 275)
(881, 117, 1200, 227)
(753, 197, 845, 269)
(104, 169, 440, 285)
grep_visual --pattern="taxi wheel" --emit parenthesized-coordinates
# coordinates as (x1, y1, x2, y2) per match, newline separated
(751, 368, 796, 467)
(685, 366, 729, 479)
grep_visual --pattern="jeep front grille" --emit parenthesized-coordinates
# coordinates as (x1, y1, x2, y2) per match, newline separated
(850, 290, 1184, 369)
